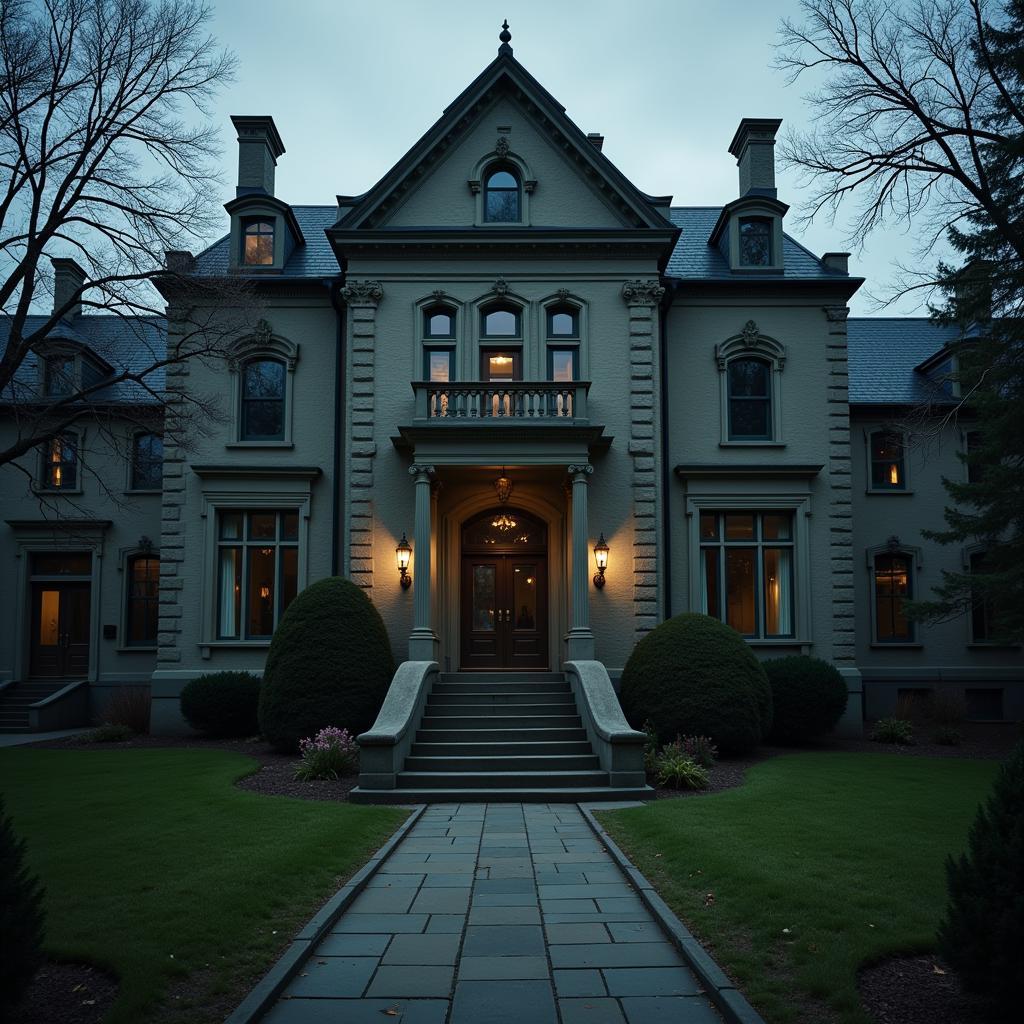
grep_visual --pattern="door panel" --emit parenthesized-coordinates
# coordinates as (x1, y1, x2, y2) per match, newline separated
(461, 560, 502, 669)
(508, 559, 547, 669)
(29, 581, 91, 678)
(64, 584, 91, 676)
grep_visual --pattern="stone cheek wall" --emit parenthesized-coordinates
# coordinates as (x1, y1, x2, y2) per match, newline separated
(341, 280, 384, 594)
(824, 304, 855, 667)
(622, 280, 665, 643)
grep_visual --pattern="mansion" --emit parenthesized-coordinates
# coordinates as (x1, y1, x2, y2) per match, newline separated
(1, 29, 1020, 743)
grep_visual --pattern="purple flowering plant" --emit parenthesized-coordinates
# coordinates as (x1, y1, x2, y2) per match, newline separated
(294, 726, 358, 781)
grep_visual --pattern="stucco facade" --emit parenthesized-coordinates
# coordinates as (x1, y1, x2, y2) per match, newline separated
(2, 34, 1020, 735)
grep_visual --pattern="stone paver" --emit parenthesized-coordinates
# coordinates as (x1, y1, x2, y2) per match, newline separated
(265, 804, 722, 1022)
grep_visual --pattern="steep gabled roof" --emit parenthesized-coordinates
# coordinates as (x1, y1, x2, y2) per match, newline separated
(331, 47, 677, 235)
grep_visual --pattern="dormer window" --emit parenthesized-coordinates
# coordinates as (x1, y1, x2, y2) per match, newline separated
(242, 218, 274, 266)
(739, 217, 772, 266)
(484, 168, 521, 223)
(44, 356, 74, 397)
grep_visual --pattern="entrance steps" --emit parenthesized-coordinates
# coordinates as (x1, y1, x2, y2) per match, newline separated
(351, 671, 652, 804)
(0, 679, 90, 733)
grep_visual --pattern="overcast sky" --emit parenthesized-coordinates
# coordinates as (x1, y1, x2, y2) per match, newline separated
(205, 0, 947, 317)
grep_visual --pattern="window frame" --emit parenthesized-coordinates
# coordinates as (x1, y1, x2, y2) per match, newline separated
(726, 356, 773, 441)
(226, 331, 299, 449)
(241, 217, 275, 267)
(39, 431, 80, 492)
(685, 494, 811, 645)
(715, 326, 785, 447)
(479, 303, 523, 341)
(738, 216, 773, 267)
(482, 165, 522, 224)
(239, 357, 287, 442)
(866, 429, 911, 493)
(43, 355, 75, 397)
(866, 543, 922, 647)
(123, 551, 160, 649)
(128, 431, 163, 493)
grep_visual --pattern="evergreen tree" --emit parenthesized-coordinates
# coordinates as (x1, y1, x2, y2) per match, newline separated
(937, 741, 1024, 1011)
(0, 796, 46, 1020)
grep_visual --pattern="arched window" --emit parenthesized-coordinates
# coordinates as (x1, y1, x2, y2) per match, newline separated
(125, 554, 160, 646)
(727, 357, 771, 439)
(483, 167, 521, 223)
(240, 358, 286, 440)
(481, 304, 521, 338)
(242, 219, 274, 266)
(423, 306, 455, 339)
(739, 217, 772, 266)
(873, 551, 914, 642)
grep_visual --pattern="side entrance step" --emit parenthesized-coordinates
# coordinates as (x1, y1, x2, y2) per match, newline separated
(351, 670, 652, 804)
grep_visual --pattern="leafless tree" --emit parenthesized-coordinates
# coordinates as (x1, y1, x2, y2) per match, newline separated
(0, 0, 261, 502)
(775, 0, 1024, 268)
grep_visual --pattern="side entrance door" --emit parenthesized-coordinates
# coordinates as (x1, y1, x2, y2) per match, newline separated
(29, 581, 91, 678)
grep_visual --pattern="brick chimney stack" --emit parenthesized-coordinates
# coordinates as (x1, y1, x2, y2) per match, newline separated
(728, 118, 783, 199)
(51, 257, 86, 321)
(230, 115, 285, 197)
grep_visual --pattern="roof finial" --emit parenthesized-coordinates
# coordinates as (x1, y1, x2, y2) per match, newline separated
(498, 18, 513, 56)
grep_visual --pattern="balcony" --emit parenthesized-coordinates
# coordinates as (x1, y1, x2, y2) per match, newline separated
(412, 380, 591, 422)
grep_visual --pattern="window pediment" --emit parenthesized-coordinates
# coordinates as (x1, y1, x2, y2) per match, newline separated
(228, 324, 299, 371)
(715, 321, 786, 371)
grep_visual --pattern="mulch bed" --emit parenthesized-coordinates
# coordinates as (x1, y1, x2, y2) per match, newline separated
(15, 961, 118, 1024)
(858, 955, 1003, 1024)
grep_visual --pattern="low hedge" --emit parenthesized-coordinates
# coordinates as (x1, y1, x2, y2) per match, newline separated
(763, 655, 848, 743)
(180, 671, 261, 737)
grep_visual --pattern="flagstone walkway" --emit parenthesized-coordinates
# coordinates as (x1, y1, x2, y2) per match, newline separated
(262, 803, 721, 1024)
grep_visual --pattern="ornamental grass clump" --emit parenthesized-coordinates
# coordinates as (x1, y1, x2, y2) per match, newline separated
(678, 734, 718, 768)
(870, 717, 915, 745)
(654, 741, 710, 791)
(294, 727, 359, 781)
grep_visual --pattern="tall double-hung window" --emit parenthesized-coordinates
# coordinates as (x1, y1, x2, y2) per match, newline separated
(216, 511, 298, 639)
(700, 511, 795, 638)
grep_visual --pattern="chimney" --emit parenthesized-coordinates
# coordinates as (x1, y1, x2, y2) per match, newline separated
(822, 252, 850, 274)
(586, 133, 605, 152)
(51, 257, 86, 321)
(728, 118, 783, 198)
(164, 250, 195, 275)
(230, 115, 285, 197)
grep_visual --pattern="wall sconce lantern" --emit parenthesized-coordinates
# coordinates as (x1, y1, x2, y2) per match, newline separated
(396, 533, 412, 589)
(593, 533, 609, 588)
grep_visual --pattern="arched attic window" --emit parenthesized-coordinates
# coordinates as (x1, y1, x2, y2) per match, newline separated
(483, 166, 521, 223)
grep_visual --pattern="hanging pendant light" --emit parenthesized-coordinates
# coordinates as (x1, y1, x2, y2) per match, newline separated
(494, 466, 513, 504)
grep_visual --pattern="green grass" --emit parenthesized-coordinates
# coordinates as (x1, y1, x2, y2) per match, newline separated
(598, 752, 998, 1024)
(0, 748, 406, 1024)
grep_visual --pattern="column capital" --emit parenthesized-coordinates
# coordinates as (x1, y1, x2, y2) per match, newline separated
(341, 279, 384, 306)
(567, 463, 593, 479)
(409, 463, 435, 480)
(621, 279, 665, 306)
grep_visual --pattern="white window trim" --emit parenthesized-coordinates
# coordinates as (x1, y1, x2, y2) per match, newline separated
(198, 490, 311, 653)
(685, 494, 812, 645)
(715, 323, 785, 446)
(865, 542, 923, 647)
(226, 330, 299, 447)
(863, 427, 913, 494)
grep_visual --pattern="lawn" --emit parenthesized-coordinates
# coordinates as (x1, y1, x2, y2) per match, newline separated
(598, 752, 998, 1024)
(0, 748, 406, 1024)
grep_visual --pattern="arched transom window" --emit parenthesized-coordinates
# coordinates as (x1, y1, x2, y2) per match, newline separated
(484, 167, 521, 223)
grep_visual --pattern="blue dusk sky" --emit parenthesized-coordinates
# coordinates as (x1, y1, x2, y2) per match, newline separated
(206, 0, 950, 316)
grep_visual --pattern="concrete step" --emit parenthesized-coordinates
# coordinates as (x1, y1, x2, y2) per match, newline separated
(419, 714, 582, 730)
(416, 727, 589, 743)
(410, 740, 595, 757)
(433, 682, 571, 696)
(349, 786, 654, 805)
(0, 709, 32, 732)
(439, 671, 565, 684)
(424, 702, 577, 717)
(428, 691, 574, 705)
(404, 754, 601, 772)
(396, 770, 611, 789)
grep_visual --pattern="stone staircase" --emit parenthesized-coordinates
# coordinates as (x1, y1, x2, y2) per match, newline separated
(352, 671, 652, 803)
(0, 681, 69, 733)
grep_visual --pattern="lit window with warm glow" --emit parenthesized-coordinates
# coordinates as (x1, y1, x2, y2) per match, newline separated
(216, 510, 298, 639)
(242, 219, 274, 266)
(870, 430, 906, 490)
(43, 433, 78, 490)
(874, 552, 914, 642)
(699, 511, 794, 638)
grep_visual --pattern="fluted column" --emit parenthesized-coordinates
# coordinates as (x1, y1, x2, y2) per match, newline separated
(408, 464, 438, 661)
(566, 463, 595, 661)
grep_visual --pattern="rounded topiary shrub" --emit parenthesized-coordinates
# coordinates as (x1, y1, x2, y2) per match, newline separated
(621, 613, 771, 754)
(180, 671, 261, 737)
(763, 655, 848, 744)
(258, 577, 395, 752)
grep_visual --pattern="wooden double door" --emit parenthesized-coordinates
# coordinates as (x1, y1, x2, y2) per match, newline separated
(460, 508, 548, 671)
(29, 580, 90, 678)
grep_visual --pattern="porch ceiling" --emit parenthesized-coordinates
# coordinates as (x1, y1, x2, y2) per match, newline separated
(390, 422, 612, 465)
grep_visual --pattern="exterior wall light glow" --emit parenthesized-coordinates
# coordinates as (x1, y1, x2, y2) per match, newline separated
(593, 533, 609, 588)
(396, 533, 412, 589)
